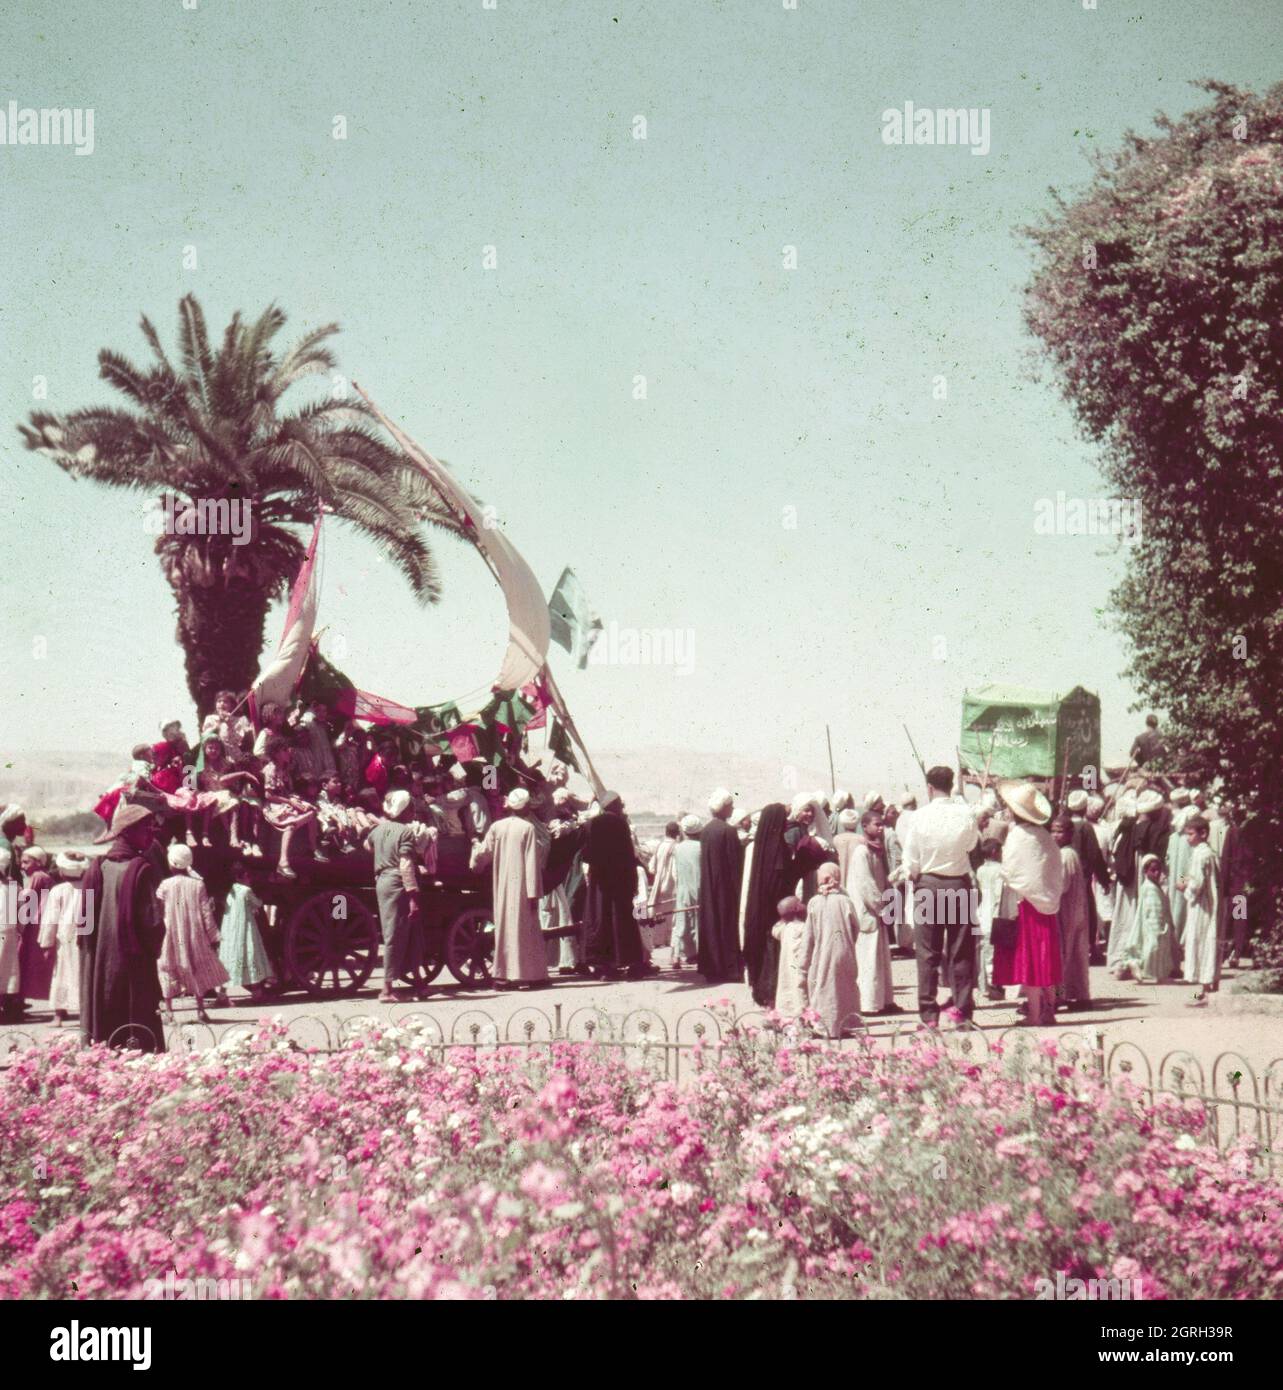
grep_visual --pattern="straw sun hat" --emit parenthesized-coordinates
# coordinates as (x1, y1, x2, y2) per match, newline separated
(996, 780, 1053, 826)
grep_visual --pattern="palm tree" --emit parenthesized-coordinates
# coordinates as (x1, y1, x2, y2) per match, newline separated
(19, 295, 461, 718)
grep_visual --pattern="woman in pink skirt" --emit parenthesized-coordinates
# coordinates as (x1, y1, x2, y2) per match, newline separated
(156, 842, 228, 1021)
(993, 781, 1065, 1026)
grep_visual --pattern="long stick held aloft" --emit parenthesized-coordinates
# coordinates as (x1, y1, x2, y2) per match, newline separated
(903, 723, 927, 780)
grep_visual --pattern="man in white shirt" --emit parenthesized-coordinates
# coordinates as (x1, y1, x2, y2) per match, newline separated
(901, 765, 979, 1027)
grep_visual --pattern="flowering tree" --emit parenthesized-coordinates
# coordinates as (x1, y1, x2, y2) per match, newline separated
(1023, 80, 1283, 969)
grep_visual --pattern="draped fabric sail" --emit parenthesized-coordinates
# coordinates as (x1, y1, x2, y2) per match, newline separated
(248, 514, 321, 722)
(356, 389, 551, 693)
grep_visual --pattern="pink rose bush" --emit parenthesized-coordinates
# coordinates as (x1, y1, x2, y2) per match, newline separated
(2, 1019, 1281, 1299)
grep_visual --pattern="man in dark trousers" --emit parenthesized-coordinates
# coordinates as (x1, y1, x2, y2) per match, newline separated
(900, 765, 979, 1027)
(697, 787, 745, 984)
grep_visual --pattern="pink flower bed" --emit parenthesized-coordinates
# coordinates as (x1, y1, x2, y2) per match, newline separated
(2, 1021, 1281, 1299)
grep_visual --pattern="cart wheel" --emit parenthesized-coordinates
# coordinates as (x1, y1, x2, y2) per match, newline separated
(400, 921, 446, 992)
(446, 906, 495, 985)
(285, 890, 379, 998)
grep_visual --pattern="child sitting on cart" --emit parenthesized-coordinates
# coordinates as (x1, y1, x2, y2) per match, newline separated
(261, 736, 324, 878)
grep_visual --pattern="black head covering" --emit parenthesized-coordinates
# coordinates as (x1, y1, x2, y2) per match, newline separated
(741, 803, 794, 1006)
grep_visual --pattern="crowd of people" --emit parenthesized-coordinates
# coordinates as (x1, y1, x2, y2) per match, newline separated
(0, 699, 1254, 1043)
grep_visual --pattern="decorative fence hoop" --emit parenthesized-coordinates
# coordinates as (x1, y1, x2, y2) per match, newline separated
(4, 1006, 1281, 1172)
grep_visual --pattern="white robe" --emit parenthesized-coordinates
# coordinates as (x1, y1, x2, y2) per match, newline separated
(1166, 806, 1193, 948)
(1182, 840, 1220, 987)
(799, 889, 860, 1037)
(842, 841, 894, 1014)
(772, 918, 808, 1020)
(0, 878, 20, 995)
(39, 881, 84, 1012)
(1090, 819, 1113, 926)
(479, 815, 546, 983)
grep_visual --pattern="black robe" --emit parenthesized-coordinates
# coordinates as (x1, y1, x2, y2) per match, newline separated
(697, 816, 745, 983)
(1071, 815, 1110, 945)
(741, 803, 797, 1007)
(80, 848, 166, 1051)
(582, 811, 643, 971)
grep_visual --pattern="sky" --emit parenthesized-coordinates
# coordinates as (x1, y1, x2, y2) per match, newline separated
(1, 0, 1277, 793)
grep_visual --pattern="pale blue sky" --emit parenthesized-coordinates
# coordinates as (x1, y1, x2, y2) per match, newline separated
(1, 0, 1276, 790)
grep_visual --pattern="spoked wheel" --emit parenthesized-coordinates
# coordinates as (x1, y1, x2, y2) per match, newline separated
(285, 890, 379, 998)
(446, 906, 495, 986)
(397, 919, 446, 994)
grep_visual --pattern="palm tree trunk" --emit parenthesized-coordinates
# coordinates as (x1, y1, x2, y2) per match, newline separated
(173, 576, 273, 720)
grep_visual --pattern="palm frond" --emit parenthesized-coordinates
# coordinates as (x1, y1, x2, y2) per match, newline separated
(177, 294, 214, 407)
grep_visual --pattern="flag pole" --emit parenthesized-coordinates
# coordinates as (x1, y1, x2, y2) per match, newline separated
(825, 724, 836, 794)
(543, 663, 606, 799)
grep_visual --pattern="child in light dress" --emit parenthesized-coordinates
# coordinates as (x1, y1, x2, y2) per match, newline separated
(771, 895, 808, 1022)
(156, 843, 229, 1021)
(218, 862, 272, 999)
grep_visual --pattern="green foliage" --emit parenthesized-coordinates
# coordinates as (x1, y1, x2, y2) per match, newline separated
(18, 297, 463, 716)
(1023, 80, 1283, 966)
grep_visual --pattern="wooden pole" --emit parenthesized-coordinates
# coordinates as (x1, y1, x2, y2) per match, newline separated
(902, 723, 927, 781)
(825, 724, 836, 795)
(543, 664, 606, 800)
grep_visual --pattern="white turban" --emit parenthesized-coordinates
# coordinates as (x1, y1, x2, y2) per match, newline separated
(830, 789, 853, 813)
(838, 809, 860, 831)
(898, 792, 918, 810)
(1170, 787, 1191, 804)
(505, 788, 531, 811)
(21, 845, 48, 866)
(789, 792, 814, 820)
(1086, 795, 1105, 815)
(56, 850, 88, 879)
(863, 790, 884, 810)
(167, 842, 195, 873)
(383, 789, 412, 819)
(680, 813, 702, 835)
(1066, 790, 1088, 812)
(0, 804, 24, 830)
(552, 788, 574, 807)
(708, 787, 734, 815)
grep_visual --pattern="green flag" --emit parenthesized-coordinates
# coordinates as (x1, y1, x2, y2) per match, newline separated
(548, 567, 603, 669)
